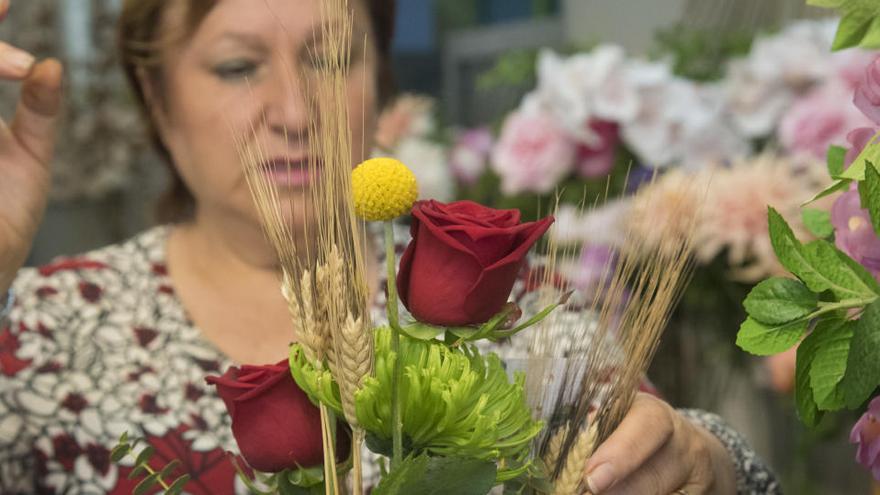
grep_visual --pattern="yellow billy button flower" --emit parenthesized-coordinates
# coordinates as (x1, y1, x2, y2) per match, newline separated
(352, 157, 419, 221)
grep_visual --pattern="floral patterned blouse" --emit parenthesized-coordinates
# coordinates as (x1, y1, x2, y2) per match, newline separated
(0, 227, 781, 494)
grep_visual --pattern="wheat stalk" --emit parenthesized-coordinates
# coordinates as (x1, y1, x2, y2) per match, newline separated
(528, 174, 702, 489)
(552, 424, 598, 495)
(234, 0, 373, 492)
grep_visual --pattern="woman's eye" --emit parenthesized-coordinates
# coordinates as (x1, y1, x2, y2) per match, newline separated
(212, 60, 259, 80)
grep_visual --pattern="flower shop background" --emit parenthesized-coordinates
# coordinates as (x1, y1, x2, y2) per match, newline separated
(1, 0, 871, 493)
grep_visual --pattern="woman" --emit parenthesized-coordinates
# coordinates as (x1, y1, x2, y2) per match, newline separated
(0, 0, 777, 493)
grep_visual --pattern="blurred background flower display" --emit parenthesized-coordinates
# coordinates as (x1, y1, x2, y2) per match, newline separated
(7, 0, 880, 493)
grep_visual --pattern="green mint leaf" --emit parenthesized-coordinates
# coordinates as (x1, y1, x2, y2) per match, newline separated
(809, 319, 855, 410)
(859, 162, 880, 233)
(841, 134, 880, 180)
(802, 208, 835, 239)
(832, 8, 875, 50)
(828, 145, 847, 178)
(736, 317, 808, 356)
(804, 179, 853, 206)
(743, 277, 818, 324)
(804, 240, 880, 298)
(373, 455, 497, 495)
(110, 444, 130, 463)
(768, 208, 878, 298)
(842, 300, 880, 408)
(796, 324, 823, 427)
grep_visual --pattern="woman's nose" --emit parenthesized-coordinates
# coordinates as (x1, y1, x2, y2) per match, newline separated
(262, 64, 311, 140)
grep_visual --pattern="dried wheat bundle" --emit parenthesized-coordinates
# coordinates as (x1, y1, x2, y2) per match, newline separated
(235, 0, 373, 492)
(529, 175, 703, 493)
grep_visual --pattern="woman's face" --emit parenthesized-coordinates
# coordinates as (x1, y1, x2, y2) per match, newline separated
(155, 0, 379, 230)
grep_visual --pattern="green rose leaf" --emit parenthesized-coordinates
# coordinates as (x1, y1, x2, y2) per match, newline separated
(736, 317, 808, 356)
(810, 1, 880, 50)
(802, 209, 835, 239)
(841, 300, 880, 408)
(400, 322, 446, 341)
(372, 455, 497, 495)
(827, 145, 847, 177)
(743, 277, 818, 325)
(859, 162, 880, 233)
(808, 319, 855, 410)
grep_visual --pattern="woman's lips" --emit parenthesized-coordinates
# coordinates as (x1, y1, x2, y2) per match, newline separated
(261, 158, 318, 187)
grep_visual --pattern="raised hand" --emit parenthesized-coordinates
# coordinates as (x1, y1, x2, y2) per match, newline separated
(0, 0, 64, 293)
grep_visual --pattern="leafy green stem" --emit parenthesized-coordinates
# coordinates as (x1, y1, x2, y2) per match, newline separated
(384, 221, 403, 468)
(141, 463, 171, 491)
(812, 297, 877, 319)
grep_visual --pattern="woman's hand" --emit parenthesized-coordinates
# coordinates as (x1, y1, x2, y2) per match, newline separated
(0, 0, 63, 293)
(584, 393, 737, 494)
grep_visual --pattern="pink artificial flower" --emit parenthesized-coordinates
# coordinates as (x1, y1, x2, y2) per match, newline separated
(845, 127, 877, 168)
(779, 80, 873, 159)
(450, 127, 493, 185)
(491, 110, 577, 195)
(833, 49, 878, 90)
(854, 56, 880, 125)
(850, 396, 880, 482)
(831, 184, 880, 280)
(575, 120, 619, 178)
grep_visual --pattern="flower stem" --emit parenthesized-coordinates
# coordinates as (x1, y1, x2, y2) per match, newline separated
(139, 462, 170, 491)
(352, 429, 365, 495)
(384, 221, 403, 468)
(319, 403, 340, 495)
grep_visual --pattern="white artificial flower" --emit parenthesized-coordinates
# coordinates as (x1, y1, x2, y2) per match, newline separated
(388, 138, 455, 202)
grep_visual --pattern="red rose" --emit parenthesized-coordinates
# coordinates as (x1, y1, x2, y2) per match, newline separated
(397, 200, 554, 326)
(205, 360, 349, 472)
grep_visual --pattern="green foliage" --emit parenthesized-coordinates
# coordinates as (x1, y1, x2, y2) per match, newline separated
(739, 198, 880, 426)
(372, 455, 497, 495)
(652, 24, 754, 81)
(827, 145, 847, 177)
(476, 50, 540, 93)
(860, 162, 880, 233)
(808, 0, 880, 50)
(802, 209, 835, 239)
(743, 278, 818, 325)
(841, 301, 880, 408)
(111, 432, 190, 495)
(290, 328, 542, 481)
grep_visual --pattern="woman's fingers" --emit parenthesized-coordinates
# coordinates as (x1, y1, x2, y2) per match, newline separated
(11, 58, 63, 166)
(0, 0, 9, 24)
(584, 394, 675, 493)
(0, 42, 34, 79)
(602, 434, 692, 495)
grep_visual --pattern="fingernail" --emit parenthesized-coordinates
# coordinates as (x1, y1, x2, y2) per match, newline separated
(586, 463, 616, 493)
(6, 49, 34, 73)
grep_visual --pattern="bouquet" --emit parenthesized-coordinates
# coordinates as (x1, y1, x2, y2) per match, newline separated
(736, 0, 880, 483)
(110, 1, 704, 493)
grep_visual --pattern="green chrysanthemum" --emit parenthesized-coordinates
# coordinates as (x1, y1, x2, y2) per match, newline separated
(289, 328, 541, 479)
